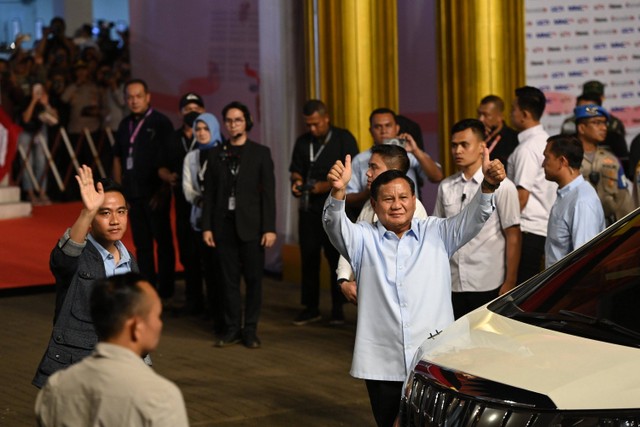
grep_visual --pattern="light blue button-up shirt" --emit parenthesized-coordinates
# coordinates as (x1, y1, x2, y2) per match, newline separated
(323, 188, 495, 381)
(87, 234, 133, 277)
(545, 175, 605, 268)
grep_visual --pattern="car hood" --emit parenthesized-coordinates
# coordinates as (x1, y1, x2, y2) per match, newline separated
(417, 307, 640, 410)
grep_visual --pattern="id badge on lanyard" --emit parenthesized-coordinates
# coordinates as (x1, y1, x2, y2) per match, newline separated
(308, 131, 331, 175)
(126, 109, 153, 170)
(228, 161, 240, 211)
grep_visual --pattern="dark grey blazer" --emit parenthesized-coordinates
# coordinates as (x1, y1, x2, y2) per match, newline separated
(32, 236, 138, 388)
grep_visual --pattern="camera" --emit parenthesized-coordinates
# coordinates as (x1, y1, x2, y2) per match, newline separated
(295, 182, 314, 193)
(296, 180, 316, 212)
(383, 137, 406, 147)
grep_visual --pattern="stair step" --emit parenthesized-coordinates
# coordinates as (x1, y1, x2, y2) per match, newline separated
(0, 202, 32, 220)
(0, 186, 21, 204)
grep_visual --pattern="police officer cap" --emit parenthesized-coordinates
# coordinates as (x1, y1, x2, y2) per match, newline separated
(574, 104, 609, 121)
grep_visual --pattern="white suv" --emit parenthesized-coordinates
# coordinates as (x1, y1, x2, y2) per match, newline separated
(400, 208, 640, 426)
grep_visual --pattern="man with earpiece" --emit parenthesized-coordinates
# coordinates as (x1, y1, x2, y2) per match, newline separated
(201, 102, 276, 349)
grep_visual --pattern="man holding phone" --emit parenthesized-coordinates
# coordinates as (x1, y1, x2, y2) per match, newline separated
(345, 108, 443, 211)
(477, 95, 519, 173)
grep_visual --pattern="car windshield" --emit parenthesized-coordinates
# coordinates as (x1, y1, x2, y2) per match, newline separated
(490, 209, 640, 348)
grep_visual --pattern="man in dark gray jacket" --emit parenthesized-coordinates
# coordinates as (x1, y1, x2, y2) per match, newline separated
(33, 165, 138, 388)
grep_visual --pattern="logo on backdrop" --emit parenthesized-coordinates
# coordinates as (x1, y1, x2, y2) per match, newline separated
(525, 0, 640, 140)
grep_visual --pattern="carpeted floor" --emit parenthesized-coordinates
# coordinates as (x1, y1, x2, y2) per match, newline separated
(0, 202, 182, 289)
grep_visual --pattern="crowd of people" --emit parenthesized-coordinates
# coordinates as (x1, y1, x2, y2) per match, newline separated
(4, 19, 640, 427)
(1, 17, 130, 204)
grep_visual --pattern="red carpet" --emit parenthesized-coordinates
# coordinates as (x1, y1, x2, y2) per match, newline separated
(0, 202, 181, 290)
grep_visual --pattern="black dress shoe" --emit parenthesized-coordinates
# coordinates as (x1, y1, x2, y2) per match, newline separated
(214, 332, 241, 348)
(243, 334, 261, 349)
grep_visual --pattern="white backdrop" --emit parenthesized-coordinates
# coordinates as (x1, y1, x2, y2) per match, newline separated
(525, 0, 640, 145)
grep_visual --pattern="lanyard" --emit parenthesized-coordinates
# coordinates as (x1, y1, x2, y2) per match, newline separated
(222, 143, 241, 196)
(129, 108, 153, 144)
(125, 108, 153, 170)
(306, 131, 332, 182)
(181, 134, 197, 153)
(197, 155, 208, 186)
(308, 130, 332, 163)
(228, 160, 240, 196)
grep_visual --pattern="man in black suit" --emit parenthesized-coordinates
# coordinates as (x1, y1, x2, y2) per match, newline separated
(201, 102, 276, 349)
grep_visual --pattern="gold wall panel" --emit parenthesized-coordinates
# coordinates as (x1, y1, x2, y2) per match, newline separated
(437, 0, 525, 174)
(304, 0, 399, 150)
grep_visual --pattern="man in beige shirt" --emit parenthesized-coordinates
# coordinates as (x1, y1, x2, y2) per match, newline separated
(35, 273, 189, 427)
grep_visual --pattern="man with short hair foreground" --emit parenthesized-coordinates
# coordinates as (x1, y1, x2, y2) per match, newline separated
(35, 273, 189, 427)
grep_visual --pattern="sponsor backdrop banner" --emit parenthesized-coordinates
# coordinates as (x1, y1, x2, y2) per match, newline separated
(525, 0, 640, 145)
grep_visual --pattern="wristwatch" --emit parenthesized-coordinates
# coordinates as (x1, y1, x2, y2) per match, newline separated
(481, 179, 500, 192)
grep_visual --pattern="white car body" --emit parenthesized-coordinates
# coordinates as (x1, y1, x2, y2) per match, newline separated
(417, 306, 640, 410)
(400, 208, 640, 425)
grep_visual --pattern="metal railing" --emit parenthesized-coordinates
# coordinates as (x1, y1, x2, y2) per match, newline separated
(15, 126, 115, 193)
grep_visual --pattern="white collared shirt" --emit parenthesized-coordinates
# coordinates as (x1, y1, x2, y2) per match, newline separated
(434, 167, 520, 292)
(507, 124, 557, 236)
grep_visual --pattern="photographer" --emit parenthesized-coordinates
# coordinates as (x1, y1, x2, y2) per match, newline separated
(289, 100, 359, 326)
(35, 17, 77, 68)
(345, 108, 443, 211)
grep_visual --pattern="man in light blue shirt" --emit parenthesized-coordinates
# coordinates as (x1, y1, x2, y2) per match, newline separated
(543, 135, 605, 268)
(323, 151, 505, 427)
(345, 108, 443, 211)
